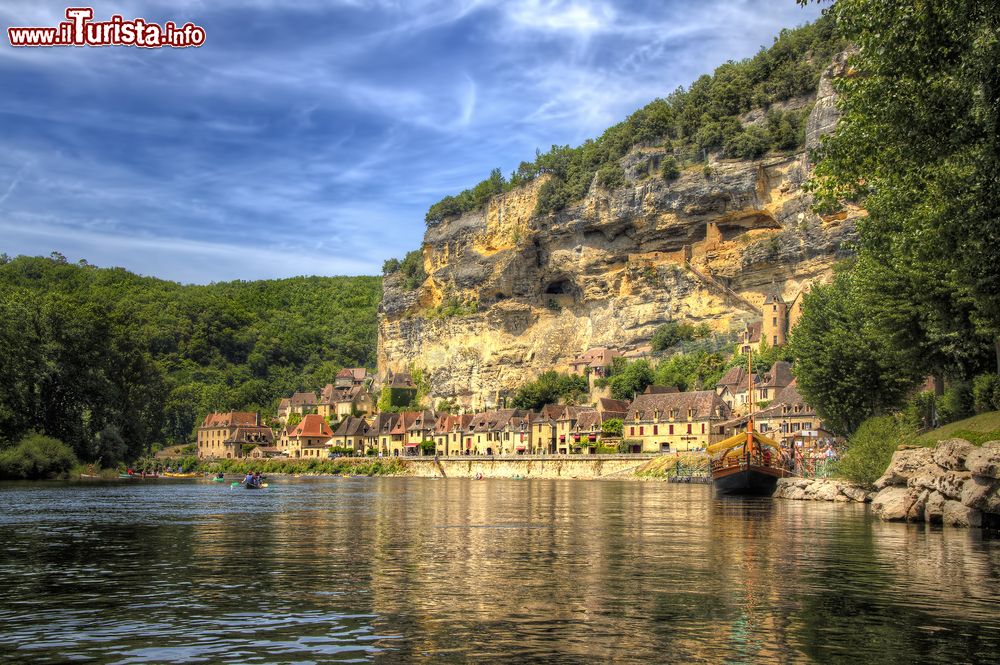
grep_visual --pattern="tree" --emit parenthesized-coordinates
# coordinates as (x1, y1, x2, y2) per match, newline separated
(605, 359, 654, 401)
(511, 371, 588, 411)
(601, 418, 623, 437)
(799, 0, 1000, 373)
(789, 270, 920, 435)
(836, 415, 915, 487)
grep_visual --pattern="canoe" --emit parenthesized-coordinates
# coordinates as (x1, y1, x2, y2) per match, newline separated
(231, 481, 269, 489)
(163, 472, 199, 478)
(211, 476, 227, 482)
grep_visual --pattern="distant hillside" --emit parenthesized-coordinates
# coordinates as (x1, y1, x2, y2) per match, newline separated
(0, 254, 380, 462)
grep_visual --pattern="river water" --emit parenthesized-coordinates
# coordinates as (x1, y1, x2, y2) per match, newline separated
(0, 477, 997, 663)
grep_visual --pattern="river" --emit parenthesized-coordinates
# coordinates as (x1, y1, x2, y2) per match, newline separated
(0, 478, 997, 663)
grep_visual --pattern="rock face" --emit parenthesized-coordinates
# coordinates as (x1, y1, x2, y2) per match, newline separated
(871, 440, 1000, 528)
(379, 60, 862, 408)
(773, 477, 871, 503)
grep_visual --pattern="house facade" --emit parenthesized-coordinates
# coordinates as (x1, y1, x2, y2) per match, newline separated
(624, 391, 730, 452)
(197, 412, 273, 459)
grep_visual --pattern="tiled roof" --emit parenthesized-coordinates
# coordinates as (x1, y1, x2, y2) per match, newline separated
(289, 414, 333, 439)
(763, 291, 785, 305)
(743, 321, 762, 344)
(759, 361, 794, 389)
(406, 410, 437, 431)
(389, 411, 422, 435)
(201, 411, 259, 428)
(290, 392, 318, 406)
(598, 397, 630, 412)
(626, 391, 729, 422)
(389, 372, 416, 389)
(224, 425, 274, 444)
(574, 410, 622, 431)
(370, 412, 399, 435)
(434, 414, 473, 433)
(569, 347, 621, 367)
(334, 416, 371, 437)
(717, 366, 746, 388)
(642, 385, 679, 395)
(277, 398, 290, 409)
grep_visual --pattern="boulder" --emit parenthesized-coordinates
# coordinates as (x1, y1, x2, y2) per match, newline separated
(842, 485, 871, 503)
(906, 467, 945, 492)
(942, 500, 982, 528)
(875, 447, 934, 489)
(814, 481, 842, 502)
(929, 470, 973, 501)
(872, 486, 922, 522)
(965, 444, 1000, 479)
(924, 491, 946, 524)
(932, 438, 974, 471)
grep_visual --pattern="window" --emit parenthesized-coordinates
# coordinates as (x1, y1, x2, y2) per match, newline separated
(773, 317, 777, 326)
(630, 427, 635, 436)
(773, 335, 778, 345)
(772, 304, 777, 312)
(639, 427, 644, 436)
(687, 424, 692, 434)
(653, 425, 658, 435)
(669, 424, 674, 435)
(701, 423, 705, 434)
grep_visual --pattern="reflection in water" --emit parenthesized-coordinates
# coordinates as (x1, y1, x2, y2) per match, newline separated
(0, 478, 997, 663)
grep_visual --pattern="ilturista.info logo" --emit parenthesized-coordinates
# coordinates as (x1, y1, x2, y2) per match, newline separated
(7, 7, 206, 48)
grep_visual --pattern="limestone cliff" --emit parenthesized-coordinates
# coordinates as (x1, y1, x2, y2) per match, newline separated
(379, 58, 861, 409)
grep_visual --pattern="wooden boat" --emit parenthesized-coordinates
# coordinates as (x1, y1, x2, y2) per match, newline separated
(709, 346, 791, 496)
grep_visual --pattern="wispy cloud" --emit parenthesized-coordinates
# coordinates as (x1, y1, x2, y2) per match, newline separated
(0, 0, 822, 283)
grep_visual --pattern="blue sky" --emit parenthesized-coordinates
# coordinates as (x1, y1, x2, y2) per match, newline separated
(0, 1, 822, 283)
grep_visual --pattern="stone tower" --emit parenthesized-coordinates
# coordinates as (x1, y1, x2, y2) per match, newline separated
(761, 292, 788, 347)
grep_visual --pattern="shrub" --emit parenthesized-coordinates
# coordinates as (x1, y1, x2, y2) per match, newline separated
(660, 156, 680, 181)
(938, 382, 973, 425)
(835, 416, 916, 487)
(0, 434, 78, 480)
(905, 390, 937, 430)
(596, 163, 625, 189)
(723, 126, 771, 159)
(601, 418, 623, 437)
(972, 374, 1000, 413)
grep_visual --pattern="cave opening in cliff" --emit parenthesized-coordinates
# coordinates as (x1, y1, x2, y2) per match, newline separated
(544, 279, 573, 295)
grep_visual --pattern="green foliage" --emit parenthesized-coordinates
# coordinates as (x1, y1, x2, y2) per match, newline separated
(0, 256, 380, 461)
(835, 415, 916, 487)
(423, 16, 842, 221)
(790, 269, 921, 435)
(435, 397, 459, 414)
(973, 374, 1000, 414)
(425, 297, 478, 318)
(650, 321, 710, 352)
(660, 156, 680, 181)
(905, 391, 937, 431)
(723, 125, 772, 159)
(601, 418, 623, 437)
(938, 382, 974, 426)
(800, 0, 1000, 379)
(419, 439, 436, 454)
(179, 456, 409, 476)
(511, 371, 588, 411)
(0, 433, 78, 480)
(381, 258, 401, 275)
(653, 350, 728, 392)
(284, 412, 302, 431)
(386, 249, 427, 290)
(605, 359, 655, 401)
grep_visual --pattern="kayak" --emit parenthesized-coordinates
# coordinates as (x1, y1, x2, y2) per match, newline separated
(163, 472, 199, 478)
(211, 476, 227, 482)
(231, 481, 269, 489)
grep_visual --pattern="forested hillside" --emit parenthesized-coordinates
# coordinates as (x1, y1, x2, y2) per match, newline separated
(0, 254, 380, 464)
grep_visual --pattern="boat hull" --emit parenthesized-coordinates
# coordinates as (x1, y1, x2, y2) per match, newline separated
(712, 464, 785, 496)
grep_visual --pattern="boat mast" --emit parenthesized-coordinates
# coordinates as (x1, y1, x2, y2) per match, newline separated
(747, 338, 755, 454)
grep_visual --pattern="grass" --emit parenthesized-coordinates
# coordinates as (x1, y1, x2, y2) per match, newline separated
(634, 453, 709, 478)
(914, 411, 1000, 446)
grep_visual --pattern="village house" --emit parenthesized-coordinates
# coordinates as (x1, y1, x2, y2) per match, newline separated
(570, 409, 626, 454)
(335, 367, 371, 388)
(754, 360, 794, 404)
(278, 391, 318, 424)
(595, 397, 630, 413)
(553, 406, 592, 454)
(493, 410, 534, 455)
(197, 411, 273, 460)
(385, 410, 434, 457)
(368, 412, 399, 455)
(624, 391, 730, 452)
(247, 445, 284, 459)
(433, 413, 473, 456)
(406, 409, 437, 452)
(285, 413, 334, 458)
(331, 416, 372, 453)
(317, 383, 374, 420)
(568, 347, 621, 378)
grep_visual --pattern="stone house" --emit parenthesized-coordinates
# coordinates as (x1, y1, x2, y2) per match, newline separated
(318, 383, 374, 420)
(570, 409, 626, 454)
(368, 412, 399, 455)
(624, 391, 730, 452)
(433, 413, 473, 456)
(331, 416, 372, 453)
(568, 347, 621, 378)
(197, 412, 273, 459)
(286, 413, 334, 458)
